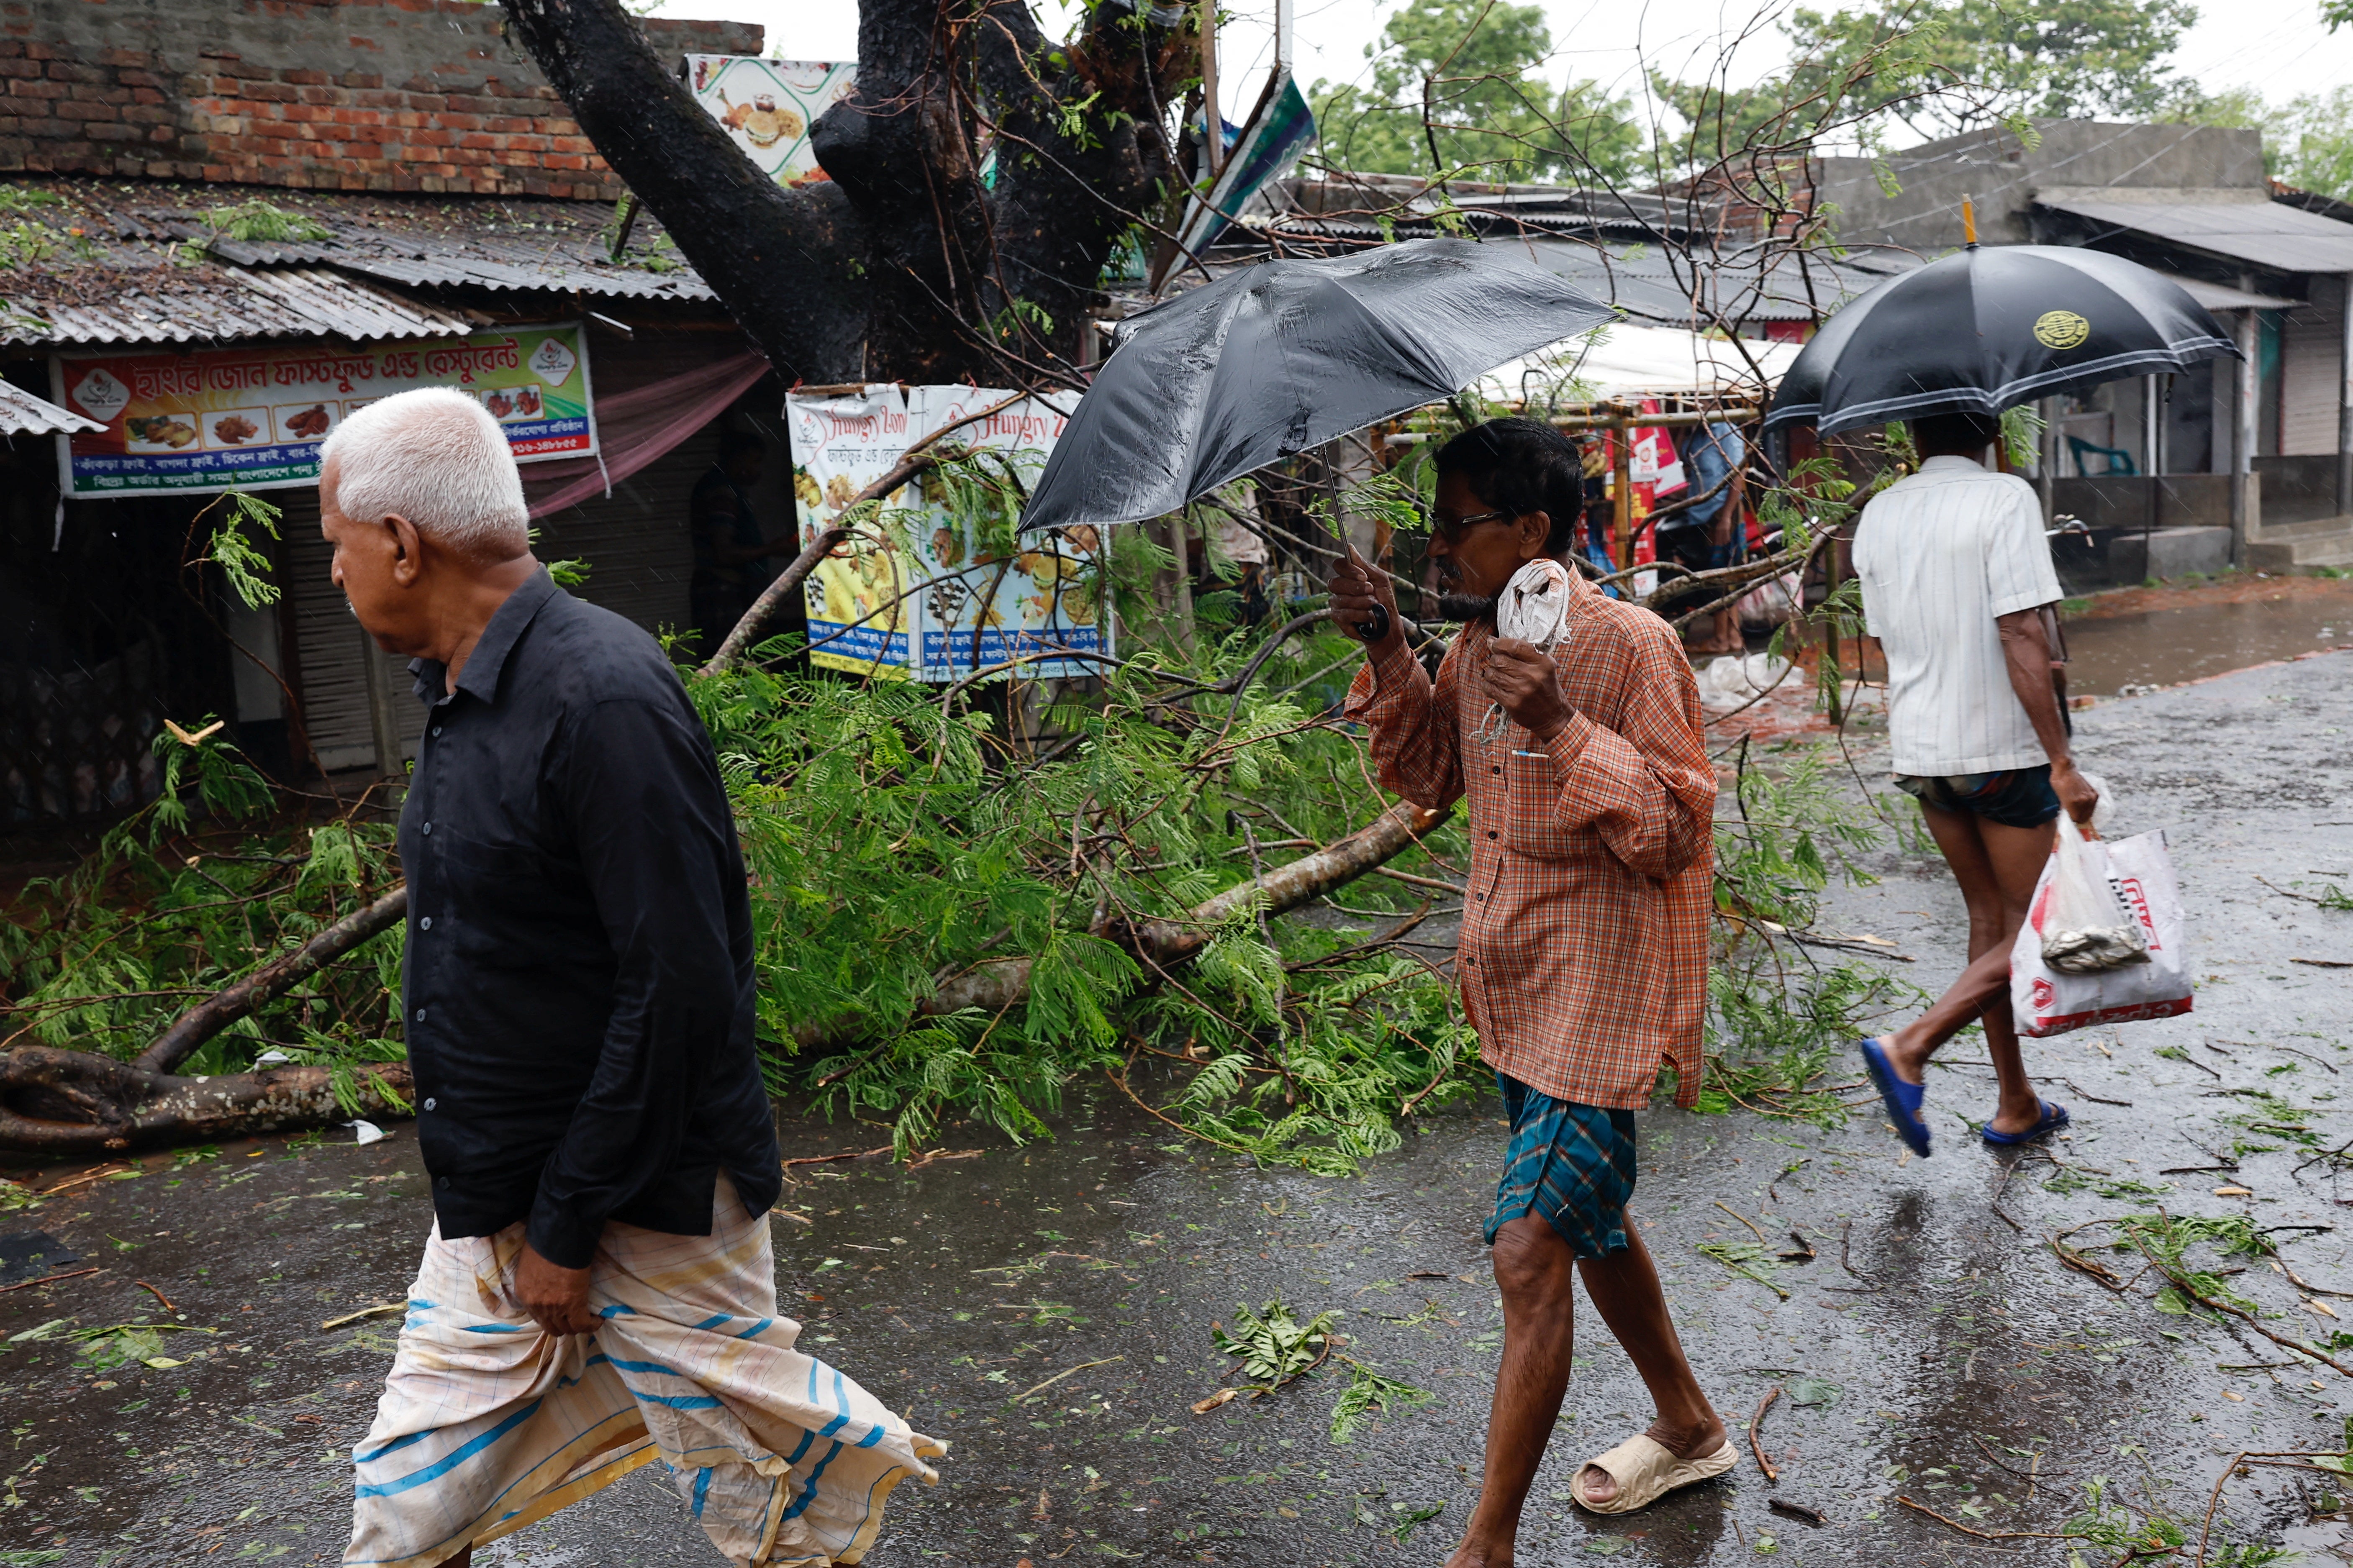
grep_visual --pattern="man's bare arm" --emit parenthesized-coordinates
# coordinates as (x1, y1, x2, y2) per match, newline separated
(1995, 607, 2097, 824)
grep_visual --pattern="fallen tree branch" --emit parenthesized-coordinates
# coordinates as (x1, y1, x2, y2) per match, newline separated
(793, 802, 1452, 1053)
(134, 887, 409, 1075)
(0, 1048, 413, 1157)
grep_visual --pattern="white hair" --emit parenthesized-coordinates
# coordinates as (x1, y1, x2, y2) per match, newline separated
(320, 386, 529, 557)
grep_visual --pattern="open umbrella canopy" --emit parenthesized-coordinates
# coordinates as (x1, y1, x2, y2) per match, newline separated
(1020, 239, 1614, 531)
(1762, 245, 2240, 437)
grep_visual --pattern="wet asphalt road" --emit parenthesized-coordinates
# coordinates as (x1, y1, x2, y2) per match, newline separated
(2, 649, 2350, 1568)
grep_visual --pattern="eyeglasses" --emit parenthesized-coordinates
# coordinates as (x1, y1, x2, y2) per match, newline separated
(1425, 508, 1514, 545)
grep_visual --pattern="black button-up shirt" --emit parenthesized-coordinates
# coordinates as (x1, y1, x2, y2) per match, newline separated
(398, 568, 780, 1268)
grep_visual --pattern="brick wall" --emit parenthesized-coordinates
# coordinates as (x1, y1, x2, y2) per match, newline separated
(0, 0, 762, 199)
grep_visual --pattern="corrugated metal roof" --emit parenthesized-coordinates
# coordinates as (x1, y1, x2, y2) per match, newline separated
(0, 378, 103, 436)
(2158, 271, 2298, 311)
(2036, 191, 2353, 275)
(1222, 229, 1898, 325)
(174, 218, 716, 301)
(2, 266, 477, 348)
(0, 179, 724, 351)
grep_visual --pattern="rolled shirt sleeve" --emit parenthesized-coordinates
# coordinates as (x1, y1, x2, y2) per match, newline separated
(526, 695, 748, 1268)
(1342, 635, 1466, 813)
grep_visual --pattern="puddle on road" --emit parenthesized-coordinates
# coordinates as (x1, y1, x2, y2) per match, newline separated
(2063, 596, 2353, 695)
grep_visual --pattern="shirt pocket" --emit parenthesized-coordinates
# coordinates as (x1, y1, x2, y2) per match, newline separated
(1501, 749, 1582, 860)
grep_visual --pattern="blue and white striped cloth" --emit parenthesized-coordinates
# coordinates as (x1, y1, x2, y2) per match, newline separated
(345, 1176, 942, 1568)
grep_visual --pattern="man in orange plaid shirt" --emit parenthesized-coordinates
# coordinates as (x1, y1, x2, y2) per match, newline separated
(1331, 419, 1733, 1556)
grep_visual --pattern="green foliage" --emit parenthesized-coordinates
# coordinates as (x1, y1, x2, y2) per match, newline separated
(204, 199, 333, 245)
(1309, 0, 1643, 184)
(1327, 1356, 1433, 1442)
(1703, 739, 1921, 1121)
(1657, 0, 2194, 161)
(203, 491, 284, 611)
(0, 723, 405, 1080)
(1213, 1297, 1336, 1388)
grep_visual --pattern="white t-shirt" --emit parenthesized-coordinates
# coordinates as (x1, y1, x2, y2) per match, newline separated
(1852, 455, 2064, 776)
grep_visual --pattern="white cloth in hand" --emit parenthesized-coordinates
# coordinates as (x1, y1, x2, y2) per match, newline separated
(1496, 558, 1573, 653)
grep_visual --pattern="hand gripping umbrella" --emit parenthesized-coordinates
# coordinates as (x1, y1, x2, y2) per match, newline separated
(1762, 243, 2240, 437)
(1019, 239, 1615, 533)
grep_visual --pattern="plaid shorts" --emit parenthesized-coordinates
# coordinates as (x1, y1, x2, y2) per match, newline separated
(1483, 1072, 1638, 1259)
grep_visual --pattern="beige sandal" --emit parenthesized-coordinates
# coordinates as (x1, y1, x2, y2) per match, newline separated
(1570, 1433, 1739, 1514)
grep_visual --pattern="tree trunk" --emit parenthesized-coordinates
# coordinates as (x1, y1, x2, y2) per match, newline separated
(497, 0, 1193, 384)
(498, 0, 862, 382)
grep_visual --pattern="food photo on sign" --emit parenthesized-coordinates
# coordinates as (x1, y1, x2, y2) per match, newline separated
(48, 323, 596, 498)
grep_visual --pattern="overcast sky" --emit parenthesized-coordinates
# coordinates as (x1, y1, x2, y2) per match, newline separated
(655, 0, 2353, 136)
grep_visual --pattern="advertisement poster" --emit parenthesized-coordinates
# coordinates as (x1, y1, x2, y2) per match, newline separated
(51, 325, 595, 499)
(787, 385, 1105, 682)
(685, 56, 856, 188)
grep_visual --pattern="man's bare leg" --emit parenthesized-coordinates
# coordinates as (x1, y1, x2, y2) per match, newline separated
(1447, 1216, 1578, 1568)
(1570, 1225, 1724, 1505)
(1876, 804, 2054, 1135)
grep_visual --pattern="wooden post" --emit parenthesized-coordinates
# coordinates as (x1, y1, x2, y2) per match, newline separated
(1611, 411, 1633, 570)
(359, 623, 404, 792)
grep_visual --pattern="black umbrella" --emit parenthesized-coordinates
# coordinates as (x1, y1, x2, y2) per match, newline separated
(1019, 239, 1614, 531)
(1762, 244, 2240, 436)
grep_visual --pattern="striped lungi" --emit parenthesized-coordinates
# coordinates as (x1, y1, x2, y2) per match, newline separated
(345, 1175, 942, 1568)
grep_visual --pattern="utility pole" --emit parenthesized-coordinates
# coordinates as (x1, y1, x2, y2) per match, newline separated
(1198, 0, 1221, 180)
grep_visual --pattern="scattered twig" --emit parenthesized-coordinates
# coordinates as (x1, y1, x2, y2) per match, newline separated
(780, 1145, 893, 1173)
(1749, 1385, 1781, 1485)
(1011, 1355, 1123, 1405)
(2192, 1448, 2352, 1567)
(32, 1163, 134, 1195)
(1768, 1499, 1827, 1527)
(0, 1267, 102, 1294)
(133, 1279, 176, 1313)
(321, 1302, 405, 1331)
(1897, 1495, 2081, 1542)
(2292, 957, 2353, 969)
(1778, 1230, 1817, 1263)
(1971, 1433, 2069, 1481)
(1714, 1201, 1769, 1247)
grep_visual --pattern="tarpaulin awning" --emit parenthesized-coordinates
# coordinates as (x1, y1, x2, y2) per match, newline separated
(525, 351, 772, 518)
(1475, 323, 1801, 405)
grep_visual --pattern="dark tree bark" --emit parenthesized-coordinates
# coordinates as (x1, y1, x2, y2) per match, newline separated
(499, 0, 1193, 384)
(0, 1050, 414, 1157)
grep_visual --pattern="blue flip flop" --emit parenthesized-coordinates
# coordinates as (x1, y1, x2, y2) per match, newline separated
(1859, 1038, 1932, 1157)
(1981, 1100, 2071, 1147)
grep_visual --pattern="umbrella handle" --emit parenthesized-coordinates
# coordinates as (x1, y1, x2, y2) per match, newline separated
(1349, 604, 1391, 644)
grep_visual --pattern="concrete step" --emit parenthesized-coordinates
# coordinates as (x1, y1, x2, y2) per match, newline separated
(2247, 522, 2353, 571)
(2249, 512, 2353, 543)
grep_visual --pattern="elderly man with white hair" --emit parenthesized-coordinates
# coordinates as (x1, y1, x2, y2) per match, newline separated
(325, 389, 940, 1568)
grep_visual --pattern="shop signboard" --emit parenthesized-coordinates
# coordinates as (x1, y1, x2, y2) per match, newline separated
(50, 324, 595, 499)
(685, 55, 856, 188)
(786, 384, 1105, 682)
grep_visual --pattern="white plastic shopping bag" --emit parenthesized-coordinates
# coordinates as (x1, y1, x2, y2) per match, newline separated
(2039, 814, 2148, 973)
(2010, 817, 2191, 1038)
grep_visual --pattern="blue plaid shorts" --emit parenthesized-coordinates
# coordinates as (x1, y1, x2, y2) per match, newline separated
(1484, 1072, 1637, 1259)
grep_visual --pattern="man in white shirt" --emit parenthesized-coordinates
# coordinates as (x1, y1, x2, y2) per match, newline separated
(1849, 411, 2098, 1156)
